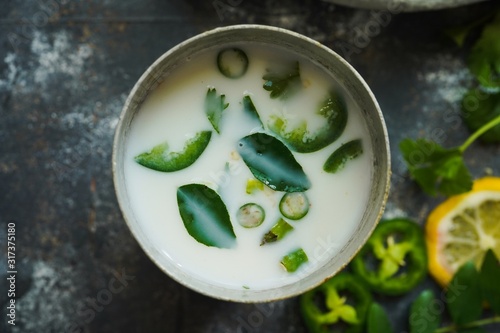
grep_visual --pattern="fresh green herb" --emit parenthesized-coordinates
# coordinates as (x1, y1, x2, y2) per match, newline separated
(134, 131, 212, 172)
(281, 248, 308, 272)
(205, 87, 229, 134)
(351, 218, 428, 296)
(467, 12, 500, 88)
(236, 203, 265, 228)
(177, 184, 236, 249)
(367, 303, 394, 333)
(406, 253, 500, 333)
(237, 132, 311, 192)
(269, 92, 348, 153)
(279, 192, 310, 220)
(462, 89, 500, 143)
(447, 262, 483, 326)
(300, 273, 372, 333)
(479, 250, 500, 315)
(242, 95, 263, 128)
(409, 290, 441, 333)
(323, 139, 363, 173)
(262, 61, 301, 99)
(261, 218, 294, 245)
(445, 13, 494, 47)
(217, 48, 249, 79)
(400, 114, 500, 196)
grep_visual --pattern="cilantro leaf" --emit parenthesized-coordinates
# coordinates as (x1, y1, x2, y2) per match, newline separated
(262, 61, 301, 99)
(205, 87, 229, 134)
(462, 89, 500, 143)
(467, 13, 500, 88)
(399, 138, 472, 196)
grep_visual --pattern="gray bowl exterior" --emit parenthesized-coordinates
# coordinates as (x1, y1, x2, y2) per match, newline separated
(113, 24, 391, 303)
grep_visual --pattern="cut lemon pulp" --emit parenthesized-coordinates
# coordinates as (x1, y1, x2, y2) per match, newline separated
(426, 177, 500, 287)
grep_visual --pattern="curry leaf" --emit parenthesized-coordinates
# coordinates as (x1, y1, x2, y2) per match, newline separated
(409, 290, 441, 333)
(479, 249, 500, 314)
(446, 262, 482, 326)
(237, 133, 311, 192)
(177, 184, 236, 249)
(205, 87, 229, 133)
(399, 138, 472, 196)
(269, 92, 348, 153)
(367, 303, 394, 333)
(462, 89, 500, 143)
(242, 95, 263, 128)
(135, 131, 212, 172)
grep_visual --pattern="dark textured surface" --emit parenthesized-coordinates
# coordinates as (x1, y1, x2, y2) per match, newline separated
(1, 0, 500, 332)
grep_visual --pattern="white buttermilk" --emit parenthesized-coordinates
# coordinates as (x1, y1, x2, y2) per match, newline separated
(124, 44, 374, 290)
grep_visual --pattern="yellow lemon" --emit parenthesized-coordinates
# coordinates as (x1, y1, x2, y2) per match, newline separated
(426, 177, 500, 287)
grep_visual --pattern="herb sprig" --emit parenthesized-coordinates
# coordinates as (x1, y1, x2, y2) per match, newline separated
(400, 114, 500, 196)
(400, 9, 500, 197)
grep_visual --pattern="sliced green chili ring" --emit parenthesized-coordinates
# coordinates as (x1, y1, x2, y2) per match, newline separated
(281, 248, 308, 273)
(134, 131, 212, 172)
(217, 48, 249, 79)
(351, 218, 428, 296)
(236, 203, 265, 228)
(279, 192, 310, 220)
(261, 218, 294, 245)
(269, 91, 348, 153)
(300, 273, 373, 333)
(323, 139, 363, 173)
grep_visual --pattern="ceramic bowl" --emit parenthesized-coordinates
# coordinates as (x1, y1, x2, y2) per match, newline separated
(113, 24, 391, 302)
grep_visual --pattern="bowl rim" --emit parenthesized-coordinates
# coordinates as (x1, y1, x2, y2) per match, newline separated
(112, 24, 391, 303)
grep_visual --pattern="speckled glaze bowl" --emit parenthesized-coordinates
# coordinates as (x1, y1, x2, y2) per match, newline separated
(113, 25, 391, 303)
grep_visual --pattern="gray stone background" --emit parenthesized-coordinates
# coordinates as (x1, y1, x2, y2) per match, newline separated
(1, 0, 499, 332)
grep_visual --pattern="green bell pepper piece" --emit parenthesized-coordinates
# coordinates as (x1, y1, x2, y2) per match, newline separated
(300, 273, 372, 333)
(351, 218, 428, 296)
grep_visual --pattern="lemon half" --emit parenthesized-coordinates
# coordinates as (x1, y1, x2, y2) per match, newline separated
(426, 177, 500, 287)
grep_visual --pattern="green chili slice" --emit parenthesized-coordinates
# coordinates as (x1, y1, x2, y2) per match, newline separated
(281, 248, 308, 273)
(351, 218, 428, 295)
(279, 192, 310, 220)
(300, 273, 372, 333)
(261, 218, 294, 245)
(134, 131, 212, 172)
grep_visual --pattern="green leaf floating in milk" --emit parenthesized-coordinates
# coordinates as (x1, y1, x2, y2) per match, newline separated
(205, 87, 229, 134)
(237, 132, 311, 192)
(177, 184, 236, 249)
(134, 131, 212, 172)
(242, 95, 263, 128)
(268, 92, 348, 153)
(262, 61, 301, 100)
